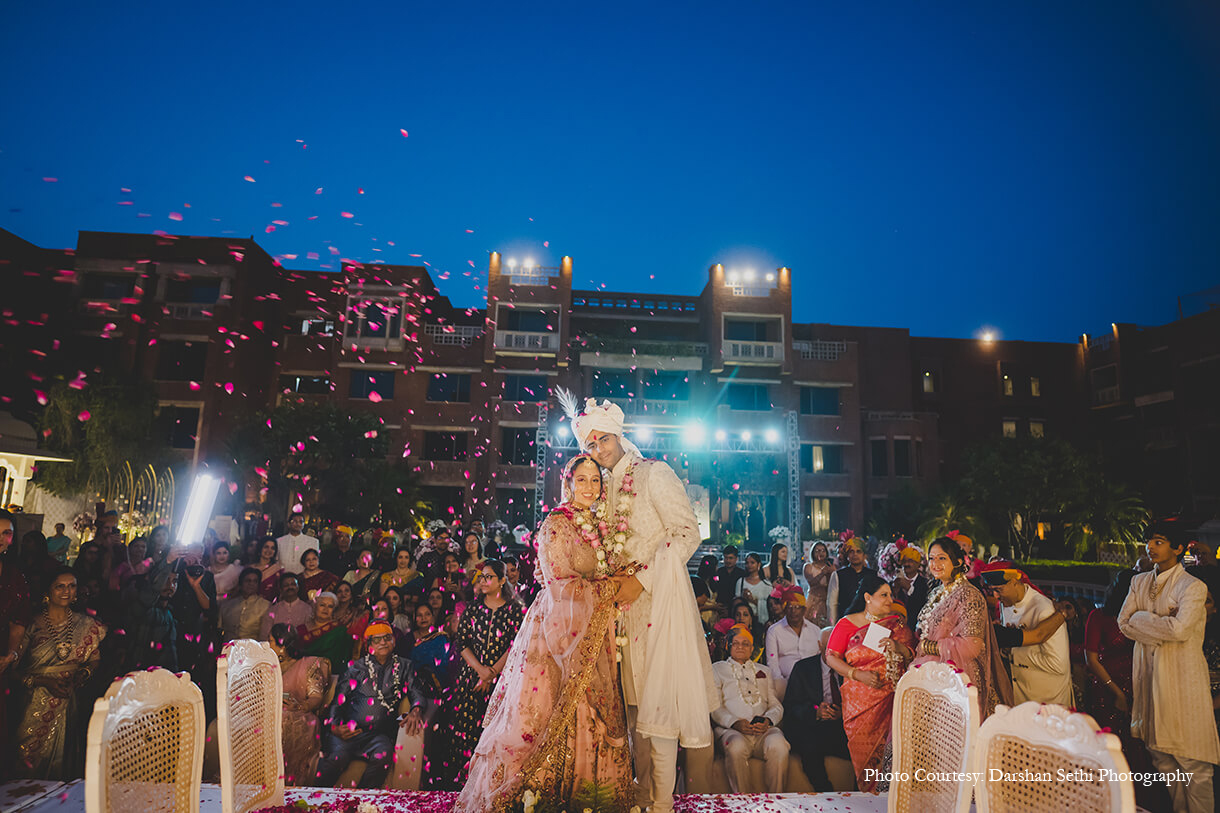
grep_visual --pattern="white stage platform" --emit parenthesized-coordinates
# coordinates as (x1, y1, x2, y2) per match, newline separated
(1, 780, 889, 813)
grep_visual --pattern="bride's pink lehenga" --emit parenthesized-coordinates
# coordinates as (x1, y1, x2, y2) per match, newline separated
(454, 508, 632, 813)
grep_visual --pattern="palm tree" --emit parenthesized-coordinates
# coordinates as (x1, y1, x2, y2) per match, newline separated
(916, 491, 989, 549)
(1065, 480, 1150, 562)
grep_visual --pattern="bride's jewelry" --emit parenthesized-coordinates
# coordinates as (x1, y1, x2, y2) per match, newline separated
(915, 573, 965, 634)
(864, 609, 881, 623)
(44, 609, 73, 661)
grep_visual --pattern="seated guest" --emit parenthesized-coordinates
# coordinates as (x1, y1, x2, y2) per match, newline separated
(207, 541, 242, 601)
(1119, 521, 1220, 813)
(728, 598, 766, 661)
(710, 624, 790, 793)
(379, 547, 421, 599)
(261, 572, 313, 640)
(320, 526, 359, 578)
(343, 549, 380, 602)
(714, 545, 746, 609)
(299, 591, 355, 676)
(315, 622, 426, 788)
(980, 562, 1072, 706)
(219, 566, 272, 642)
(783, 646, 850, 791)
(763, 585, 820, 697)
(823, 574, 916, 792)
(300, 549, 340, 602)
(268, 623, 332, 786)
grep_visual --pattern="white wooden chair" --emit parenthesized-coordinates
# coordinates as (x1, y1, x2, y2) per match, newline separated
(889, 661, 979, 813)
(85, 669, 205, 813)
(972, 702, 1135, 813)
(217, 641, 284, 813)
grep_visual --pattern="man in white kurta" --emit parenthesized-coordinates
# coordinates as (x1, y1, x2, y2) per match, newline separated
(277, 513, 318, 575)
(576, 398, 718, 813)
(1119, 529, 1220, 813)
(985, 566, 1073, 706)
(712, 626, 790, 793)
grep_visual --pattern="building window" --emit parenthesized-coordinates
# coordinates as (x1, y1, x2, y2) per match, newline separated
(1030, 420, 1045, 438)
(503, 374, 548, 402)
(894, 439, 912, 477)
(82, 274, 135, 299)
(165, 278, 221, 304)
(1002, 420, 1018, 438)
(423, 432, 468, 461)
(155, 406, 199, 450)
(644, 371, 690, 401)
(155, 341, 208, 381)
(922, 371, 938, 394)
(347, 298, 403, 340)
(871, 439, 888, 477)
(801, 444, 844, 474)
(1030, 376, 1041, 397)
(726, 383, 771, 411)
(279, 374, 331, 394)
(349, 370, 395, 400)
(421, 485, 465, 519)
(724, 319, 771, 341)
(1002, 375, 1014, 396)
(427, 373, 471, 403)
(800, 387, 840, 416)
(501, 308, 553, 332)
(300, 318, 335, 336)
(500, 428, 536, 466)
(593, 371, 634, 399)
(809, 496, 848, 535)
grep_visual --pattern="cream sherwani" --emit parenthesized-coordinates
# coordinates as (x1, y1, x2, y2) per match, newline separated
(1000, 587, 1073, 706)
(610, 452, 718, 747)
(1119, 564, 1220, 763)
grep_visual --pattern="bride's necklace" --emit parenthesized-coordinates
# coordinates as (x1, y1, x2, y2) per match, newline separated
(916, 573, 965, 633)
(44, 609, 73, 661)
(864, 609, 882, 623)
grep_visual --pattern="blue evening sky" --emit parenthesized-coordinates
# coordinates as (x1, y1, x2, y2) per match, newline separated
(2, 1, 1218, 341)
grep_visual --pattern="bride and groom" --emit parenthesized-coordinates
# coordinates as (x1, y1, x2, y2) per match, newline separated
(454, 396, 718, 813)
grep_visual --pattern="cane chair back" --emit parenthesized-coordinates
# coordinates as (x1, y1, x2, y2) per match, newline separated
(85, 669, 205, 813)
(217, 640, 285, 813)
(888, 661, 979, 813)
(972, 702, 1135, 813)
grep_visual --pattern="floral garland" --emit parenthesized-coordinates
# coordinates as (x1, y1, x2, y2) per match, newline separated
(552, 501, 613, 576)
(877, 536, 910, 581)
(364, 653, 404, 714)
(915, 573, 965, 634)
(608, 459, 637, 563)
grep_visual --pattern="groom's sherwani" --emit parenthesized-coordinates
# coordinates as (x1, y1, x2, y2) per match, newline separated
(609, 451, 717, 748)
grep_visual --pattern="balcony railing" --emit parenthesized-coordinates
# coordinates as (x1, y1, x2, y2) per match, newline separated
(1092, 386, 1120, 406)
(626, 398, 688, 418)
(424, 323, 484, 346)
(723, 340, 784, 363)
(166, 302, 212, 320)
(494, 330, 559, 352)
(506, 267, 559, 286)
(793, 340, 847, 361)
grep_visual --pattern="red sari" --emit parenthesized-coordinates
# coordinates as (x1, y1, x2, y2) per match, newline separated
(828, 613, 916, 791)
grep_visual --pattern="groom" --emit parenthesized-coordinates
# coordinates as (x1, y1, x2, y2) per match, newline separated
(574, 398, 718, 813)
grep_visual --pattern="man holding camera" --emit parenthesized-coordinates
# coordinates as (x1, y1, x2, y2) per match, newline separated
(711, 624, 790, 793)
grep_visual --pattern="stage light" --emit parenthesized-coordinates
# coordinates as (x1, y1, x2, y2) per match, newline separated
(683, 422, 706, 446)
(728, 271, 739, 283)
(524, 257, 535, 269)
(981, 331, 995, 343)
(634, 426, 653, 443)
(765, 273, 775, 282)
(714, 429, 728, 442)
(764, 428, 779, 444)
(741, 430, 753, 442)
(177, 473, 221, 547)
(557, 424, 570, 438)
(507, 257, 518, 269)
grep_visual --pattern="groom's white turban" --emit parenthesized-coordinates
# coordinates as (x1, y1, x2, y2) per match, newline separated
(572, 398, 642, 457)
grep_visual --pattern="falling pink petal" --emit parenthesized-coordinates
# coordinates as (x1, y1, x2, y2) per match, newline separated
(399, 128, 409, 137)
(169, 212, 183, 221)
(189, 381, 201, 391)
(43, 177, 58, 183)
(340, 211, 354, 218)
(367, 391, 382, 403)
(244, 175, 256, 182)
(224, 382, 235, 394)
(77, 410, 91, 421)
(34, 389, 48, 405)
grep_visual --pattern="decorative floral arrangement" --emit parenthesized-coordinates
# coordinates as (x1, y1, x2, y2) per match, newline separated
(424, 519, 449, 535)
(72, 511, 95, 535)
(767, 525, 792, 544)
(878, 536, 909, 581)
(487, 519, 509, 542)
(553, 500, 615, 577)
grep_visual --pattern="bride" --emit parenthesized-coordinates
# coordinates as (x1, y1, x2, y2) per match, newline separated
(455, 453, 634, 813)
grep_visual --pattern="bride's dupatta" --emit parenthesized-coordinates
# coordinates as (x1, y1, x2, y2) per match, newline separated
(455, 505, 632, 813)
(841, 614, 915, 791)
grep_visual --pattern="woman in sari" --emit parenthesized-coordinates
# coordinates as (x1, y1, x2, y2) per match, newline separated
(255, 536, 284, 600)
(824, 573, 916, 792)
(803, 541, 833, 626)
(14, 568, 107, 779)
(454, 455, 632, 813)
(297, 591, 353, 676)
(268, 623, 331, 786)
(408, 602, 454, 696)
(910, 537, 1012, 718)
(298, 549, 339, 602)
(343, 548, 379, 601)
(378, 547, 421, 599)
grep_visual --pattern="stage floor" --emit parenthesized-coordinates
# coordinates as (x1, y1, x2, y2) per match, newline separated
(1, 780, 888, 813)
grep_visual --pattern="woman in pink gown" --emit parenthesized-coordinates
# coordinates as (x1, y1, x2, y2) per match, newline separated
(455, 454, 632, 813)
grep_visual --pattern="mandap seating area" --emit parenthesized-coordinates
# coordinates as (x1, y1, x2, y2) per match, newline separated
(59, 643, 1137, 813)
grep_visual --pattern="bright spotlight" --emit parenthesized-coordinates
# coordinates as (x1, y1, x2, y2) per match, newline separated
(727, 271, 739, 283)
(633, 426, 653, 443)
(507, 257, 518, 269)
(177, 473, 221, 547)
(741, 430, 753, 442)
(523, 257, 535, 269)
(557, 424, 571, 438)
(744, 269, 755, 281)
(714, 429, 728, 442)
(765, 272, 775, 282)
(981, 331, 995, 343)
(764, 428, 780, 444)
(683, 422, 706, 446)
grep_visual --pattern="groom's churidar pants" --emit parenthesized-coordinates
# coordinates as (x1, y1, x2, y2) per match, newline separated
(626, 705, 678, 813)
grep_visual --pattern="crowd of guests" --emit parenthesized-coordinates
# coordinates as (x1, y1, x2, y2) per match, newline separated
(4, 507, 1220, 811)
(0, 509, 536, 790)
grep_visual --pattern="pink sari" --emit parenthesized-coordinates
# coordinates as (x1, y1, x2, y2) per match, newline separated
(838, 615, 916, 791)
(454, 508, 632, 813)
(912, 578, 1012, 718)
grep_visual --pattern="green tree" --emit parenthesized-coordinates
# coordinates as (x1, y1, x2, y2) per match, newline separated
(33, 378, 171, 496)
(227, 398, 425, 530)
(915, 490, 990, 549)
(1064, 479, 1150, 562)
(959, 436, 1091, 560)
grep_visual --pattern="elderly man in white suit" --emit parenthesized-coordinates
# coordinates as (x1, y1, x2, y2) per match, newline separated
(571, 396, 718, 813)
